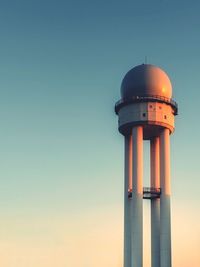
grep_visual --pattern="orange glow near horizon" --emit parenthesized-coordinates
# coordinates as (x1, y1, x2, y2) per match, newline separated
(0, 204, 199, 267)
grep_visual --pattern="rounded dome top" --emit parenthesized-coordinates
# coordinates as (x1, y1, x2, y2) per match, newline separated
(121, 64, 172, 99)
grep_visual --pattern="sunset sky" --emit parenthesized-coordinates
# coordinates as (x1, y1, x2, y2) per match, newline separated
(0, 0, 199, 266)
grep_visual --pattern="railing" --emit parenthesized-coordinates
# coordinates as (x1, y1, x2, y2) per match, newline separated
(128, 187, 161, 199)
(115, 95, 178, 115)
(143, 187, 161, 194)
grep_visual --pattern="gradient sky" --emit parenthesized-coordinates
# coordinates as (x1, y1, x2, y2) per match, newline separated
(0, 0, 199, 266)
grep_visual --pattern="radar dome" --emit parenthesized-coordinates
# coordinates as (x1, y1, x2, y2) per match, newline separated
(121, 64, 172, 99)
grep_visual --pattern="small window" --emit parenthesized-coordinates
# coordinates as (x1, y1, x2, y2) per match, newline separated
(159, 106, 162, 110)
(164, 115, 167, 119)
(143, 113, 146, 117)
(149, 104, 153, 108)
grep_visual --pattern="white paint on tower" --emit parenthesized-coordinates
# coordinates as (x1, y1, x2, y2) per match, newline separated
(115, 64, 178, 267)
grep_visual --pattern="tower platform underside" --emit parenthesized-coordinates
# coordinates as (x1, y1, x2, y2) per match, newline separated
(115, 97, 177, 140)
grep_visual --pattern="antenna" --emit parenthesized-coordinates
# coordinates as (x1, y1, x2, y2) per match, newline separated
(145, 56, 147, 64)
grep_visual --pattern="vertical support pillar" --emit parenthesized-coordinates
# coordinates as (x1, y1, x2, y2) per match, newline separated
(150, 137, 160, 267)
(131, 126, 143, 267)
(124, 136, 131, 267)
(160, 129, 171, 267)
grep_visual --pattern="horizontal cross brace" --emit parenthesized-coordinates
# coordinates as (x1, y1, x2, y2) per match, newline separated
(128, 187, 161, 200)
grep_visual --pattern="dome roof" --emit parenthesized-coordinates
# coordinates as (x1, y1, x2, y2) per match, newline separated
(121, 64, 172, 99)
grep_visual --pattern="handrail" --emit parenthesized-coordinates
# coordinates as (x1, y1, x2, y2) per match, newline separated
(143, 187, 161, 193)
(115, 95, 178, 115)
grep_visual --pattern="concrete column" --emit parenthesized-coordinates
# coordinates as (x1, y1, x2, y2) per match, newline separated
(160, 129, 171, 267)
(150, 137, 160, 267)
(131, 126, 143, 267)
(124, 136, 131, 267)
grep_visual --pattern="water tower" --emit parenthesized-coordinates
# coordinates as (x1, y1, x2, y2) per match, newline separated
(115, 64, 178, 267)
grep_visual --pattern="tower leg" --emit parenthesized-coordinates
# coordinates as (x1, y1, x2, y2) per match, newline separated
(160, 129, 171, 267)
(131, 126, 143, 267)
(124, 136, 131, 267)
(150, 137, 160, 267)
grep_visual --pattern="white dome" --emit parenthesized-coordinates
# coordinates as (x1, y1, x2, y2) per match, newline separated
(121, 64, 172, 99)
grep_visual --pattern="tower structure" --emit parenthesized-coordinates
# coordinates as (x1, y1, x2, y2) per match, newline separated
(115, 64, 178, 267)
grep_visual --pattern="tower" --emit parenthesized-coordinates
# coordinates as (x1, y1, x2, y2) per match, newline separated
(115, 64, 178, 267)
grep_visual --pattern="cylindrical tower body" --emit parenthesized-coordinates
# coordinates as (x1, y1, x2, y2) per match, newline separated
(115, 64, 178, 267)
(151, 137, 160, 267)
(124, 136, 131, 267)
(160, 129, 171, 267)
(131, 126, 143, 267)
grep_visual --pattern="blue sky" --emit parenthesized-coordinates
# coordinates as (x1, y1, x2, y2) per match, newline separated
(0, 0, 199, 266)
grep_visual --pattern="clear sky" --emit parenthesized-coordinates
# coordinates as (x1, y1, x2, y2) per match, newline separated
(0, 0, 199, 266)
